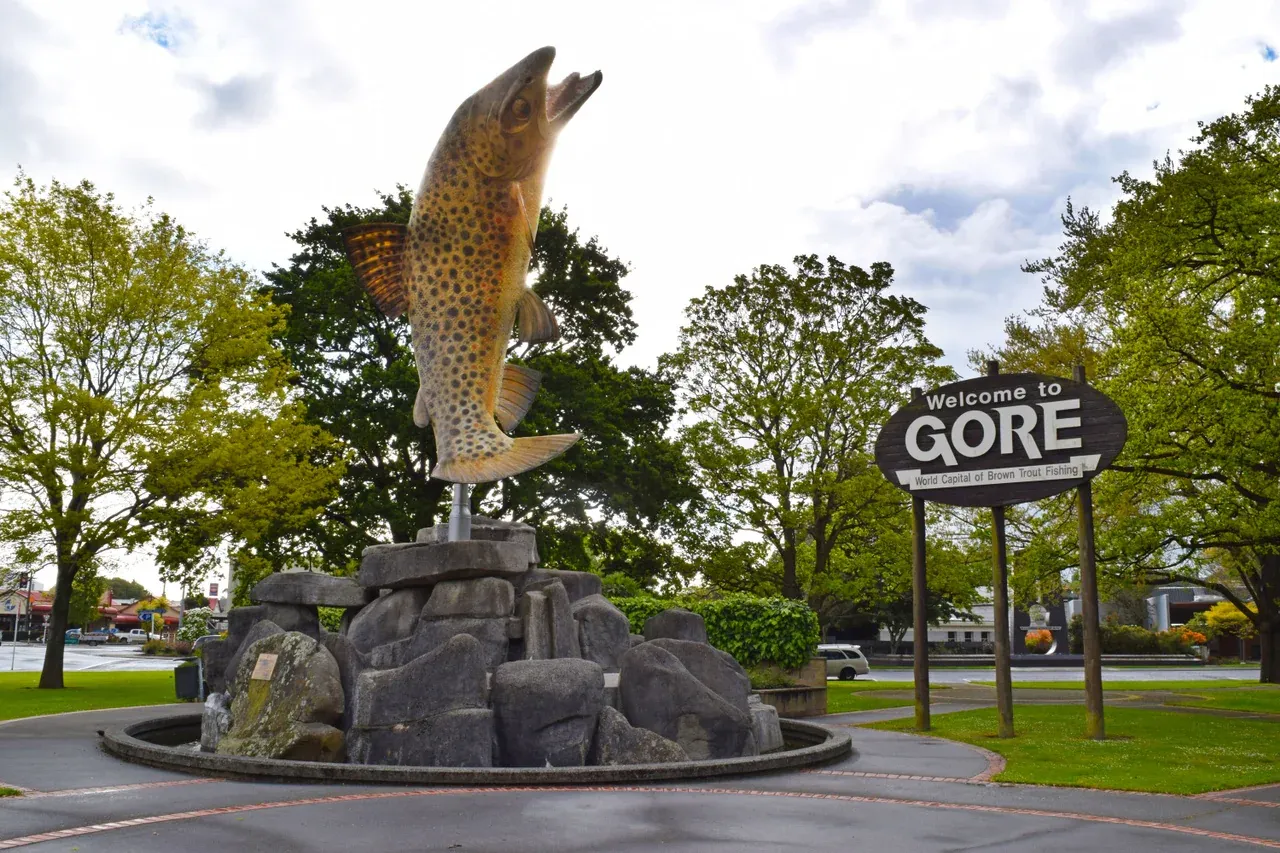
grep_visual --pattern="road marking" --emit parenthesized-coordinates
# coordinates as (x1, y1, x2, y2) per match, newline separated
(2, 786, 1278, 849)
(21, 778, 219, 799)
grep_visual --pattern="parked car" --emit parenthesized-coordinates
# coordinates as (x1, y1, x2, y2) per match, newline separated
(818, 643, 871, 680)
(121, 628, 159, 644)
(64, 629, 108, 646)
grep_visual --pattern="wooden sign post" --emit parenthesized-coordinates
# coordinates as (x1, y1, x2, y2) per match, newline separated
(911, 387, 930, 732)
(1074, 364, 1105, 740)
(875, 367, 1127, 742)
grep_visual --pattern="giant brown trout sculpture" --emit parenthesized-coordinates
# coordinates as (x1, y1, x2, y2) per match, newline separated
(344, 47, 601, 483)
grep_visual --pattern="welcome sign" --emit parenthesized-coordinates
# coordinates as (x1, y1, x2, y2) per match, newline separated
(874, 373, 1127, 507)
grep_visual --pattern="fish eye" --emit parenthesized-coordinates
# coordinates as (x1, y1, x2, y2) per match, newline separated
(510, 98, 532, 121)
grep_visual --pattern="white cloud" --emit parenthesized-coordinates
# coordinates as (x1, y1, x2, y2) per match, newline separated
(5, 0, 1279, 591)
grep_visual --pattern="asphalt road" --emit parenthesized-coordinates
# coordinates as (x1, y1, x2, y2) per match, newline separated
(1, 705, 1277, 852)
(2, 642, 180, 673)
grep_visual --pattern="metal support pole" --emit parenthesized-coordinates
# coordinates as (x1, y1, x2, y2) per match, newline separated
(448, 482, 472, 542)
(1074, 364, 1105, 740)
(986, 360, 1015, 738)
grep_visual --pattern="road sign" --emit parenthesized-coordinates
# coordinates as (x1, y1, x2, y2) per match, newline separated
(874, 373, 1127, 507)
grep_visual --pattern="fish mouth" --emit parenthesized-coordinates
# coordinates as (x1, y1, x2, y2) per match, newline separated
(546, 69, 603, 128)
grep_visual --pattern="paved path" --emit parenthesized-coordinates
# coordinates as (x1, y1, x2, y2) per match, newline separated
(2, 706, 1279, 851)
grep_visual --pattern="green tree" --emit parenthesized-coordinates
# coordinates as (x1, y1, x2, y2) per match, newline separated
(0, 175, 340, 688)
(263, 193, 694, 588)
(66, 568, 106, 629)
(135, 596, 169, 635)
(663, 254, 956, 604)
(105, 576, 150, 600)
(997, 87, 1280, 681)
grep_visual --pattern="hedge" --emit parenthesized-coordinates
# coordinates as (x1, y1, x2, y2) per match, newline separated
(1067, 614, 1202, 655)
(610, 594, 820, 670)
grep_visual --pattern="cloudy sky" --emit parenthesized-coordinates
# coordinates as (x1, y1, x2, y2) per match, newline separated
(4, 0, 1278, 595)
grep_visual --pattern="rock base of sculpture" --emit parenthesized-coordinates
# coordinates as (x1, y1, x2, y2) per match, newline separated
(204, 516, 781, 768)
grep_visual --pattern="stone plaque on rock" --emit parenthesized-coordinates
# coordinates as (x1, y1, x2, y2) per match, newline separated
(251, 653, 279, 681)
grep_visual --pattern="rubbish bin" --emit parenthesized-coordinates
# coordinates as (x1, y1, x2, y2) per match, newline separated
(175, 658, 203, 701)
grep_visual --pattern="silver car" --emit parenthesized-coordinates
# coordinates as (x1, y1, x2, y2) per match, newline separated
(818, 644, 870, 680)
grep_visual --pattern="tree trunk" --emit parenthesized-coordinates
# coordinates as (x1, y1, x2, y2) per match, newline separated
(780, 528, 801, 600)
(38, 562, 76, 689)
(1260, 621, 1278, 684)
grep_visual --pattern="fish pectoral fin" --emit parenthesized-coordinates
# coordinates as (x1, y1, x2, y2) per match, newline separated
(413, 386, 430, 428)
(516, 289, 559, 344)
(342, 223, 409, 319)
(431, 433, 580, 484)
(495, 363, 542, 432)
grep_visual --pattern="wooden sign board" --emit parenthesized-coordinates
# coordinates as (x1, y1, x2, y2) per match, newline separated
(874, 373, 1127, 507)
(251, 653, 279, 681)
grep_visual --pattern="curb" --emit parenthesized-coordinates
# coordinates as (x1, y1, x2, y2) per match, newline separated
(101, 715, 853, 786)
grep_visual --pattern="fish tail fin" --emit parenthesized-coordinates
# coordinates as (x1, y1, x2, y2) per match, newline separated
(431, 433, 580, 484)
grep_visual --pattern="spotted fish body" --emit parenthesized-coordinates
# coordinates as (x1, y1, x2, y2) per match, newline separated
(344, 47, 601, 483)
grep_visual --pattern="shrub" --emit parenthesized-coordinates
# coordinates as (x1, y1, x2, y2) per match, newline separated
(318, 606, 344, 633)
(140, 638, 167, 656)
(1067, 615, 1199, 655)
(608, 594, 820, 669)
(1024, 629, 1054, 653)
(176, 607, 212, 643)
(746, 663, 798, 690)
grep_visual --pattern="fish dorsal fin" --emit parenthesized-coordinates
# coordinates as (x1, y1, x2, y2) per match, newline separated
(516, 289, 559, 344)
(496, 363, 542, 432)
(413, 385, 430, 429)
(342, 223, 409, 319)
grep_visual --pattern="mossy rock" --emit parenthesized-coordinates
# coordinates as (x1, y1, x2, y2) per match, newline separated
(217, 631, 345, 762)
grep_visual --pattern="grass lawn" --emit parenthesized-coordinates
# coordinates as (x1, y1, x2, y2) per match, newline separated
(974, 679, 1264, 690)
(0, 671, 182, 721)
(1163, 687, 1280, 715)
(869, 704, 1280, 794)
(825, 681, 941, 713)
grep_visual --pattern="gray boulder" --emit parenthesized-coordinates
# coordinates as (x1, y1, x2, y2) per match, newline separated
(319, 632, 368, 732)
(263, 603, 321, 640)
(225, 620, 284, 693)
(517, 590, 551, 660)
(200, 692, 232, 753)
(618, 643, 757, 761)
(359, 540, 531, 589)
(251, 572, 368, 608)
(524, 568, 601, 603)
(346, 588, 431, 654)
(749, 695, 784, 753)
(649, 638, 751, 711)
(200, 638, 234, 695)
(347, 634, 493, 768)
(571, 594, 631, 672)
(352, 634, 488, 729)
(629, 633, 646, 648)
(491, 658, 605, 767)
(347, 709, 494, 767)
(417, 515, 539, 565)
(423, 577, 515, 619)
(217, 631, 345, 762)
(590, 706, 688, 766)
(542, 581, 581, 659)
(410, 617, 509, 670)
(643, 607, 708, 644)
(228, 605, 267, 640)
